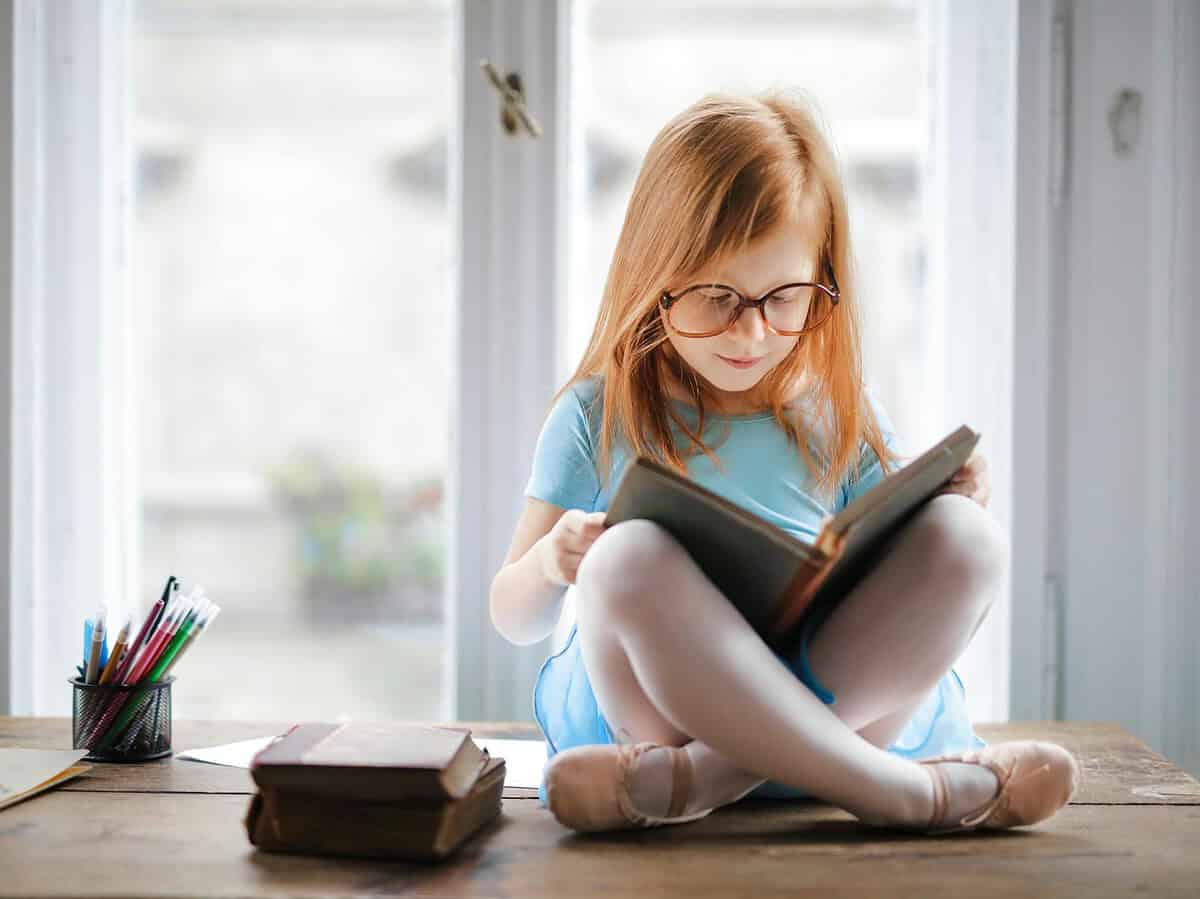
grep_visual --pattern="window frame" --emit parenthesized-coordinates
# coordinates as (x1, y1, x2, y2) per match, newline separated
(0, 0, 572, 721)
(448, 0, 573, 721)
(925, 0, 1018, 725)
(3, 0, 135, 715)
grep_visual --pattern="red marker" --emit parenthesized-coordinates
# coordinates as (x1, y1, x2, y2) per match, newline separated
(126, 603, 188, 686)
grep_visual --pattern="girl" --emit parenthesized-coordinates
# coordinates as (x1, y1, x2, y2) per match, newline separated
(490, 91, 1078, 835)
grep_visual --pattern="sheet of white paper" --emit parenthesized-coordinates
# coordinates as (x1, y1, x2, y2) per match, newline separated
(473, 737, 547, 790)
(177, 735, 280, 767)
(176, 733, 549, 790)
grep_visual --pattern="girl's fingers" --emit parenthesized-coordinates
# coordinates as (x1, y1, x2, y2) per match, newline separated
(952, 452, 988, 482)
(567, 532, 599, 554)
(561, 509, 585, 530)
(560, 548, 588, 580)
(934, 452, 993, 506)
(577, 512, 607, 538)
(564, 509, 605, 536)
(945, 478, 989, 508)
(549, 548, 584, 585)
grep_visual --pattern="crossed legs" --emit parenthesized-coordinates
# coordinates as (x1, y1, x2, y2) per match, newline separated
(571, 493, 1007, 826)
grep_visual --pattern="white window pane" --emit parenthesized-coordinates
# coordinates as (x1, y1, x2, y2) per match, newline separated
(570, 0, 929, 442)
(132, 0, 452, 721)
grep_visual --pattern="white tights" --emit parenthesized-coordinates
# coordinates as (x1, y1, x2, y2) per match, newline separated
(573, 492, 1008, 828)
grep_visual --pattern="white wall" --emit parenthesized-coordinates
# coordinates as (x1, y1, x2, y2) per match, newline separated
(1060, 0, 1198, 775)
(1012, 0, 1199, 776)
(0, 0, 14, 714)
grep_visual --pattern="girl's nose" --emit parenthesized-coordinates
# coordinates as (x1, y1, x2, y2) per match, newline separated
(732, 307, 767, 342)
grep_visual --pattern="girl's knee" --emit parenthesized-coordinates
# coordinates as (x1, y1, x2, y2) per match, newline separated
(915, 494, 1008, 597)
(575, 519, 678, 613)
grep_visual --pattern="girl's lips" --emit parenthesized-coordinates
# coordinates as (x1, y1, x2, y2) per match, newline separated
(718, 354, 763, 368)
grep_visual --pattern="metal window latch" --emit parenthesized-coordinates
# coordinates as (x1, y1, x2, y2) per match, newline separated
(1107, 88, 1142, 157)
(479, 59, 542, 139)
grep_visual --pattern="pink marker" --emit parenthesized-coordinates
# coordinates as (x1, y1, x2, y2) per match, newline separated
(127, 603, 188, 685)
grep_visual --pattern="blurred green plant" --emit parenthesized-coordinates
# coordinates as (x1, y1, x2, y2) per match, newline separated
(266, 448, 444, 611)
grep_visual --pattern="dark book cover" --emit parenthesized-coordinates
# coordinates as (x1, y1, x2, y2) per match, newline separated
(250, 722, 491, 802)
(605, 425, 980, 653)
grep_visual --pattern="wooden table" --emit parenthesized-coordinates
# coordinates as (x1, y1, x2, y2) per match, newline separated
(2, 718, 1198, 898)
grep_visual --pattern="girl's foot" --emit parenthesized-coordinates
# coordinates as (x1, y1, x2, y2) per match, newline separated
(917, 740, 1081, 834)
(543, 734, 715, 833)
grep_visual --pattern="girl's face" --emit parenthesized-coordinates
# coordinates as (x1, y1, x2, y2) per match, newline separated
(659, 219, 822, 411)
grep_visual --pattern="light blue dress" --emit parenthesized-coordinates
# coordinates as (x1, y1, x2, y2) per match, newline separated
(525, 376, 985, 804)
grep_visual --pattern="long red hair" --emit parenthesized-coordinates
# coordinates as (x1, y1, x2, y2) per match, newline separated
(553, 90, 899, 504)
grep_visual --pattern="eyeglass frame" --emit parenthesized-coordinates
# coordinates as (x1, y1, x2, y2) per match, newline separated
(658, 270, 840, 339)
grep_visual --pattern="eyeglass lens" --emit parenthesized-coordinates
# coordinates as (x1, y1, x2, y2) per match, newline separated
(670, 285, 831, 335)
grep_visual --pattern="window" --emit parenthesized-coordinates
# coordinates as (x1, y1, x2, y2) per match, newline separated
(568, 0, 932, 447)
(10, 0, 1014, 725)
(132, 0, 452, 720)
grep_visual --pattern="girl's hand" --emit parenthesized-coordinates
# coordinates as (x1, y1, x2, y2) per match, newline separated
(936, 450, 991, 508)
(538, 510, 608, 586)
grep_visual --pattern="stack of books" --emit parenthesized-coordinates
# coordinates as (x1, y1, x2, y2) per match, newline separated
(244, 722, 505, 861)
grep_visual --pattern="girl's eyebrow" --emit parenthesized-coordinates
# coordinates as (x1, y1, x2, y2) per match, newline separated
(689, 277, 818, 295)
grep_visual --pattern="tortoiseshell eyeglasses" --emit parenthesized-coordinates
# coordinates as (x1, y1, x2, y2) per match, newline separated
(659, 272, 840, 339)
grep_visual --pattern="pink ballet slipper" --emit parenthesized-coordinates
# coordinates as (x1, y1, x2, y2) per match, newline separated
(544, 729, 714, 833)
(919, 740, 1081, 834)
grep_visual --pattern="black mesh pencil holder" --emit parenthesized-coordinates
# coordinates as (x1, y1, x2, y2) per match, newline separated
(70, 676, 174, 762)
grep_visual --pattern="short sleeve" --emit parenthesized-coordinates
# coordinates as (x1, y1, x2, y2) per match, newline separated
(523, 384, 603, 512)
(838, 388, 905, 509)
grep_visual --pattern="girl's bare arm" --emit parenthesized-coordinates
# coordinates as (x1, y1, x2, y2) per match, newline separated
(489, 498, 606, 646)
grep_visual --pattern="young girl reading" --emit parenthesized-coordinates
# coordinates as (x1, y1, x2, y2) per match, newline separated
(490, 91, 1079, 834)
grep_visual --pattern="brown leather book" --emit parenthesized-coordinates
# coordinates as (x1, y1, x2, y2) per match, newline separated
(605, 425, 981, 655)
(250, 722, 491, 802)
(245, 756, 506, 861)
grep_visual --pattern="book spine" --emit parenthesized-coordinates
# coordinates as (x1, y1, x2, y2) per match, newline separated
(815, 526, 847, 559)
(766, 554, 835, 646)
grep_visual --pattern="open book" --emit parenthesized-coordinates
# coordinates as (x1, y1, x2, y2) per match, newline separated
(604, 425, 980, 654)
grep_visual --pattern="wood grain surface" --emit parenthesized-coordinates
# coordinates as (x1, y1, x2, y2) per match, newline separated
(2, 718, 1198, 898)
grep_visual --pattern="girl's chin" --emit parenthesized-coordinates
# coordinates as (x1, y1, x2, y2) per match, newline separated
(698, 367, 767, 392)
